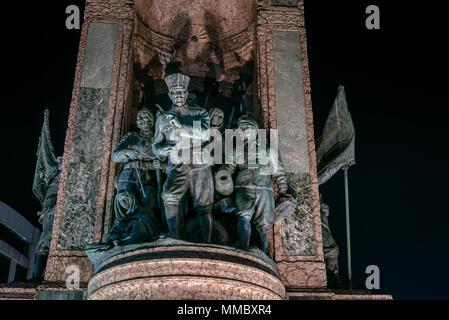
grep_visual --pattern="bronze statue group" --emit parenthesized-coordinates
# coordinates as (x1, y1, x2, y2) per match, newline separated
(102, 73, 294, 253)
(34, 73, 344, 287)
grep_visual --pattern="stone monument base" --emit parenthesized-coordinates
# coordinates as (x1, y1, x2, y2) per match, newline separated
(0, 282, 39, 300)
(286, 288, 393, 300)
(86, 238, 285, 300)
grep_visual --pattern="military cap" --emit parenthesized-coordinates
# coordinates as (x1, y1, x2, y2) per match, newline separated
(164, 73, 190, 91)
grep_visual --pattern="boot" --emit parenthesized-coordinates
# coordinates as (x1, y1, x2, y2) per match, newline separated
(258, 231, 269, 253)
(166, 216, 180, 239)
(237, 218, 251, 250)
(165, 204, 180, 239)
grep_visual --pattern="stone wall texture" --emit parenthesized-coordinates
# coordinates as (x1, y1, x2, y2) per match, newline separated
(44, 1, 136, 287)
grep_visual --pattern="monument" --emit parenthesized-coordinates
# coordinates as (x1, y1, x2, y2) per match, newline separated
(14, 0, 393, 301)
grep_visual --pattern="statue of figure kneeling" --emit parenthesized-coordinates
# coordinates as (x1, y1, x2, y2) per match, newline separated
(105, 189, 160, 247)
(86, 108, 161, 252)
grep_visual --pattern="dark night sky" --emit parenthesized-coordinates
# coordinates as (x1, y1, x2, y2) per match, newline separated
(0, 1, 448, 299)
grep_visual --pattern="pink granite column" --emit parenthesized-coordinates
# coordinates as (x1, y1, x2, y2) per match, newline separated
(255, 0, 327, 293)
(38, 0, 135, 299)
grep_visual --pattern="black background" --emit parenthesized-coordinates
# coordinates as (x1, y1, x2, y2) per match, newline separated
(0, 1, 447, 299)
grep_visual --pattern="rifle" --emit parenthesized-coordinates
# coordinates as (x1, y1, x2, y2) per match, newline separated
(153, 104, 165, 214)
(155, 103, 165, 115)
(204, 93, 209, 109)
(227, 106, 236, 129)
(130, 161, 147, 202)
(155, 162, 162, 210)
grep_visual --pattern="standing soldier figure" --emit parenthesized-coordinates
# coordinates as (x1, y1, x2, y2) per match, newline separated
(152, 73, 214, 242)
(215, 116, 290, 252)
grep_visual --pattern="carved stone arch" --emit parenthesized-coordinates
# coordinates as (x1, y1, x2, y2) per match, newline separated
(132, 0, 257, 81)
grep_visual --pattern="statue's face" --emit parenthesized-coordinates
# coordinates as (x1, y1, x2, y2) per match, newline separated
(211, 111, 224, 128)
(137, 110, 154, 131)
(239, 123, 257, 134)
(169, 86, 188, 107)
(238, 123, 258, 140)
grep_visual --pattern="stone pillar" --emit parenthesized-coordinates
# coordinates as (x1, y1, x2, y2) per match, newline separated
(38, 0, 135, 299)
(255, 0, 327, 293)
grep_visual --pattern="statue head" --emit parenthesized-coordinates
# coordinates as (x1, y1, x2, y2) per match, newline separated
(136, 107, 154, 132)
(165, 73, 190, 107)
(209, 108, 224, 129)
(236, 115, 258, 131)
(236, 115, 259, 141)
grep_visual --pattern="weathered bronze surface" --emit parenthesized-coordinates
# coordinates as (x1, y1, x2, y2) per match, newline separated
(87, 73, 298, 256)
(216, 116, 292, 253)
(316, 86, 355, 288)
(153, 73, 214, 243)
(86, 108, 161, 252)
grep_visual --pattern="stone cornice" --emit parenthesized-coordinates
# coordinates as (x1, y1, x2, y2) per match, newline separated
(133, 14, 255, 73)
(85, 0, 135, 20)
(257, 8, 305, 28)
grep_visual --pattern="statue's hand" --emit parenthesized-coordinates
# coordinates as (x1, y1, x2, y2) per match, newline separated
(166, 114, 181, 129)
(276, 184, 294, 206)
(136, 149, 153, 161)
(277, 183, 289, 196)
(153, 159, 161, 169)
(125, 149, 139, 160)
(171, 118, 182, 129)
(160, 146, 173, 158)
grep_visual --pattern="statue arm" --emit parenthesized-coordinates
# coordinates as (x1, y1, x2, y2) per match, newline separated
(112, 133, 136, 163)
(178, 108, 211, 140)
(133, 143, 156, 161)
(152, 116, 168, 159)
(270, 148, 288, 194)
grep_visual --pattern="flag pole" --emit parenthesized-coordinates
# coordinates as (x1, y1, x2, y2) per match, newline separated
(343, 165, 352, 289)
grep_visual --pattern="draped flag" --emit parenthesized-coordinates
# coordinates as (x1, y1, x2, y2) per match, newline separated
(316, 86, 355, 186)
(32, 109, 59, 204)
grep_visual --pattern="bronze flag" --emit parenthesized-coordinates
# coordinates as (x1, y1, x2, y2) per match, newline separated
(32, 110, 59, 204)
(316, 86, 355, 186)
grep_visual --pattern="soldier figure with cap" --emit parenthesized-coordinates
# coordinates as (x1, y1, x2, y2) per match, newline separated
(152, 73, 214, 242)
(215, 115, 290, 252)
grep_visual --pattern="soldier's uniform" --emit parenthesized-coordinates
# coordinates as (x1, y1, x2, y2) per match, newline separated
(152, 73, 214, 241)
(219, 116, 288, 252)
(113, 131, 158, 198)
(107, 130, 160, 244)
